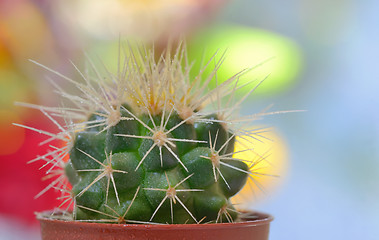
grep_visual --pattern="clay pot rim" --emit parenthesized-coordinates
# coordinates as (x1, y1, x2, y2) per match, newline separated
(37, 210, 273, 230)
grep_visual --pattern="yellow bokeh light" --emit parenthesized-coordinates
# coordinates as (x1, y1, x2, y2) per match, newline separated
(231, 127, 288, 207)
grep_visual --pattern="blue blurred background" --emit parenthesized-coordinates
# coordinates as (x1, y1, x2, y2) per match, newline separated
(228, 1, 379, 239)
(0, 0, 378, 239)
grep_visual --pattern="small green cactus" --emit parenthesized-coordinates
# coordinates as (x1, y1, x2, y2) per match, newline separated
(18, 44, 279, 224)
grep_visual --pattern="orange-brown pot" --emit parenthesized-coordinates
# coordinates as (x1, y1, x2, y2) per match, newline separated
(38, 211, 273, 240)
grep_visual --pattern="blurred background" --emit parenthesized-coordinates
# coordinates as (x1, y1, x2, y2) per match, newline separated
(0, 0, 378, 239)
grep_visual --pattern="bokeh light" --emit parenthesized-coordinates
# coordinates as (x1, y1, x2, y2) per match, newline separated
(0, 0, 58, 67)
(231, 127, 288, 207)
(55, 0, 227, 43)
(188, 24, 303, 95)
(0, 69, 34, 111)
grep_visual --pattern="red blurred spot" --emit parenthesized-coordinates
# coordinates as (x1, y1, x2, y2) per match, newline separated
(0, 113, 61, 225)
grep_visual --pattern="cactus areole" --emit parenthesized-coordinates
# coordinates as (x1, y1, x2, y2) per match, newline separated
(19, 44, 276, 238)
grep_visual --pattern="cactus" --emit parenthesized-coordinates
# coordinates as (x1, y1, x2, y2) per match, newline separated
(18, 44, 277, 224)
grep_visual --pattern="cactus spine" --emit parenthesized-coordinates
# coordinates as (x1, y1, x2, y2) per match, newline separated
(21, 44, 270, 224)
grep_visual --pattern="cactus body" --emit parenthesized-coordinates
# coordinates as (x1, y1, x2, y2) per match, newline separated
(68, 106, 246, 224)
(19, 45, 277, 225)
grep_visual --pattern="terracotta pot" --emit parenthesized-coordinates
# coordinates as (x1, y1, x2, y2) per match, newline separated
(38, 211, 273, 240)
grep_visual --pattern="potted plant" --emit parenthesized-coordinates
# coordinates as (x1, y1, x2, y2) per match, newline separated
(18, 44, 275, 240)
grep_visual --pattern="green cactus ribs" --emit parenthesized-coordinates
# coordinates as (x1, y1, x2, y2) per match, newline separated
(17, 44, 279, 225)
(68, 104, 248, 224)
